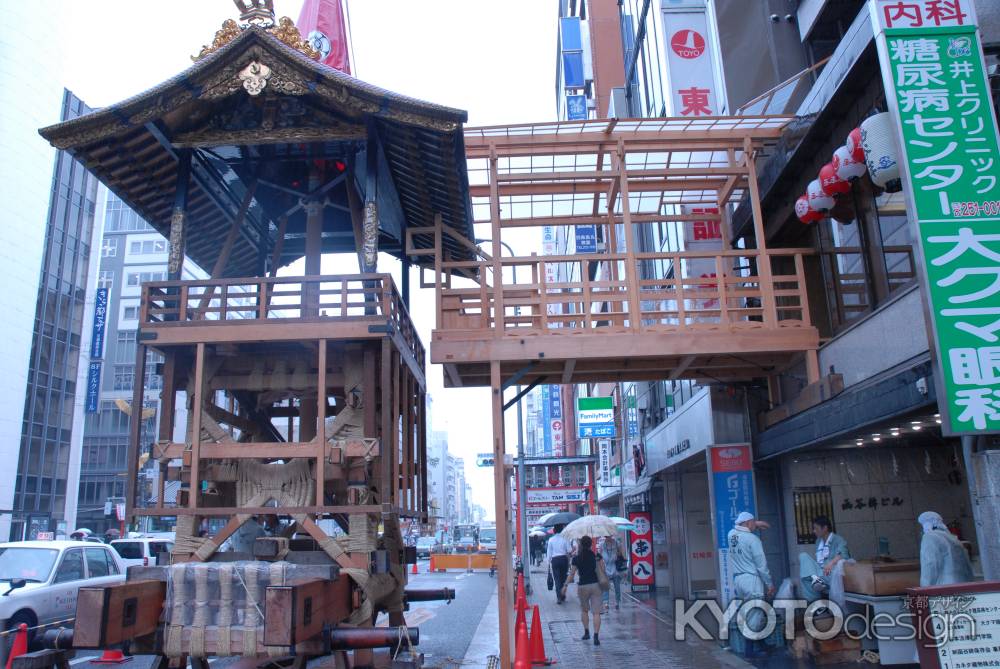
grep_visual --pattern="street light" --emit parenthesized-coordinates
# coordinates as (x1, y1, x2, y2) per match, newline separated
(475, 238, 530, 594)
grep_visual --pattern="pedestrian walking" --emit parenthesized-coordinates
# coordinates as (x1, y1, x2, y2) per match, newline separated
(561, 535, 606, 645)
(547, 525, 572, 604)
(599, 536, 625, 611)
(728, 511, 773, 659)
(917, 511, 973, 586)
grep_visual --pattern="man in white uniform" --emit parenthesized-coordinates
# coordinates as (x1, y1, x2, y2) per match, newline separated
(918, 511, 973, 586)
(546, 526, 572, 604)
(727, 511, 774, 658)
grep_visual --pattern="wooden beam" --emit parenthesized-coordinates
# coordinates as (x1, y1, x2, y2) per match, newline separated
(561, 359, 576, 384)
(264, 578, 352, 646)
(316, 339, 327, 506)
(669, 355, 697, 380)
(189, 343, 205, 509)
(74, 580, 166, 648)
(491, 362, 514, 669)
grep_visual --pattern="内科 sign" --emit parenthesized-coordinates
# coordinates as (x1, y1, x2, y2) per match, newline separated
(871, 0, 1000, 434)
(577, 396, 615, 438)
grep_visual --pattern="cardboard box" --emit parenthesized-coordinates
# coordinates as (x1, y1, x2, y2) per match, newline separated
(843, 559, 921, 595)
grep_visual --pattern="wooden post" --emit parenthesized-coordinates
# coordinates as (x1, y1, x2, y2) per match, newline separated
(380, 339, 393, 506)
(316, 339, 327, 506)
(304, 163, 324, 317)
(744, 137, 779, 326)
(125, 342, 148, 523)
(489, 146, 505, 336)
(188, 343, 205, 510)
(616, 141, 642, 331)
(490, 362, 514, 669)
(167, 150, 191, 282)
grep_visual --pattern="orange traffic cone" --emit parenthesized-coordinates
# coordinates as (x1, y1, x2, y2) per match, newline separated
(529, 605, 552, 665)
(6, 623, 27, 669)
(514, 615, 532, 669)
(515, 602, 527, 636)
(411, 562, 419, 575)
(92, 649, 132, 664)
(516, 573, 528, 610)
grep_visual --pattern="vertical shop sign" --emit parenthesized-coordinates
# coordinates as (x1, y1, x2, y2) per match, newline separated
(709, 444, 755, 606)
(871, 0, 1000, 434)
(598, 439, 612, 485)
(86, 361, 102, 413)
(91, 288, 108, 359)
(662, 8, 721, 116)
(541, 385, 552, 455)
(628, 511, 654, 590)
(566, 94, 588, 120)
(550, 386, 564, 457)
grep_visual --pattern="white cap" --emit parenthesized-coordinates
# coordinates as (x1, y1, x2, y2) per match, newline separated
(735, 511, 755, 525)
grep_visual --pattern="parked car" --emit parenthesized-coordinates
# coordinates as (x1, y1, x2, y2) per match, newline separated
(414, 537, 437, 558)
(0, 541, 125, 655)
(111, 537, 174, 569)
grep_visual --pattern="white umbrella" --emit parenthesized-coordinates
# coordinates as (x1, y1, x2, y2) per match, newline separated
(560, 515, 621, 540)
(608, 516, 636, 529)
(528, 529, 547, 537)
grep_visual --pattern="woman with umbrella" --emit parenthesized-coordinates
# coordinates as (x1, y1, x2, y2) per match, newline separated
(558, 515, 628, 645)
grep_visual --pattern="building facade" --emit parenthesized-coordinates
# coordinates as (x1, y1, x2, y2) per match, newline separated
(564, 0, 1000, 602)
(9, 90, 102, 541)
(76, 195, 206, 535)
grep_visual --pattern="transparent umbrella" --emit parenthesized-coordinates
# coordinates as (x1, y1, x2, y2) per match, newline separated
(560, 515, 622, 540)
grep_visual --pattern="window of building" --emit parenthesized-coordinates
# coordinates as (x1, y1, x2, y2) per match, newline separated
(129, 239, 166, 255)
(113, 364, 134, 391)
(105, 196, 152, 233)
(560, 17, 585, 89)
(122, 305, 140, 321)
(126, 271, 165, 287)
(101, 238, 118, 258)
(97, 270, 114, 291)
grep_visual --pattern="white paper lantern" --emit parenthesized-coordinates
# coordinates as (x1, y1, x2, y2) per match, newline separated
(860, 113, 901, 190)
(807, 178, 835, 211)
(833, 145, 867, 181)
(796, 194, 822, 224)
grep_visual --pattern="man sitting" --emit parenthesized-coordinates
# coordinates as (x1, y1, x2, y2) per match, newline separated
(799, 515, 850, 602)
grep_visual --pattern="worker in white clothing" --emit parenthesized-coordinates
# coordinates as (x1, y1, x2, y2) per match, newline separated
(918, 511, 974, 587)
(727, 511, 774, 659)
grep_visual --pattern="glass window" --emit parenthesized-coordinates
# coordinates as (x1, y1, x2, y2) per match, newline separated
(85, 548, 111, 577)
(561, 17, 582, 51)
(112, 542, 142, 560)
(0, 547, 58, 582)
(562, 52, 585, 89)
(113, 365, 134, 391)
(97, 271, 114, 291)
(53, 549, 84, 583)
(122, 306, 140, 321)
(101, 238, 117, 258)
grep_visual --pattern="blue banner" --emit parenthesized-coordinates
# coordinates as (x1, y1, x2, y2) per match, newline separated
(566, 94, 587, 120)
(549, 385, 562, 420)
(709, 445, 755, 606)
(91, 288, 108, 359)
(575, 224, 597, 253)
(86, 361, 102, 413)
(541, 386, 552, 456)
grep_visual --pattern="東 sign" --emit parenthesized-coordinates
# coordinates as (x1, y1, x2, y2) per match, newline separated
(872, 0, 1000, 434)
(577, 396, 615, 438)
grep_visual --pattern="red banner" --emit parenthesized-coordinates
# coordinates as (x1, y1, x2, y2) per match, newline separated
(297, 0, 352, 74)
(627, 511, 654, 589)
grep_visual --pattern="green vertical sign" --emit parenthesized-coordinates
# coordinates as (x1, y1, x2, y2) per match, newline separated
(874, 1, 1000, 434)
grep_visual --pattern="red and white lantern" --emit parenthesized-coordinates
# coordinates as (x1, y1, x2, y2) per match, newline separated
(819, 162, 850, 196)
(795, 194, 822, 224)
(833, 145, 867, 182)
(807, 178, 835, 211)
(846, 127, 864, 162)
(860, 113, 901, 191)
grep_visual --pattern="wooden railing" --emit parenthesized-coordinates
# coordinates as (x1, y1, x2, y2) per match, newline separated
(141, 274, 425, 366)
(432, 248, 815, 335)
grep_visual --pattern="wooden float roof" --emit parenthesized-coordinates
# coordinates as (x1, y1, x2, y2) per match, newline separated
(39, 23, 476, 278)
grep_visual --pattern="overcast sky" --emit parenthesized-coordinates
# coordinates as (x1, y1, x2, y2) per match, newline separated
(60, 1, 557, 515)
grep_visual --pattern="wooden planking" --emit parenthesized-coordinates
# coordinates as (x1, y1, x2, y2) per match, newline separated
(263, 577, 353, 647)
(74, 580, 166, 648)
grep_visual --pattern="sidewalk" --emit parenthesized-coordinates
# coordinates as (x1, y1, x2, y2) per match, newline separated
(522, 562, 751, 669)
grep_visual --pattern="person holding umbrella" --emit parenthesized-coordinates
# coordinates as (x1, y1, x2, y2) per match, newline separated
(561, 534, 606, 645)
(600, 536, 626, 611)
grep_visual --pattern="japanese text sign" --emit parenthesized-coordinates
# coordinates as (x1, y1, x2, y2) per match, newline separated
(91, 288, 108, 360)
(662, 8, 721, 116)
(577, 396, 615, 438)
(872, 0, 1000, 435)
(628, 511, 654, 589)
(709, 444, 755, 606)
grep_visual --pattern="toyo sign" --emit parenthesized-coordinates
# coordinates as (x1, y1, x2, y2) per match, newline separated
(577, 396, 615, 438)
(872, 0, 1000, 435)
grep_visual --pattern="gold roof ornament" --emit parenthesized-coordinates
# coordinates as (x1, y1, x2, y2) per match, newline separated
(193, 1, 320, 61)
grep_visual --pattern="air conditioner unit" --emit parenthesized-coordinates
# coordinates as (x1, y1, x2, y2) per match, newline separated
(637, 395, 649, 411)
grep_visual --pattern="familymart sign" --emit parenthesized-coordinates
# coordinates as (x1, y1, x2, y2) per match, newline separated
(577, 396, 615, 438)
(872, 0, 1000, 434)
